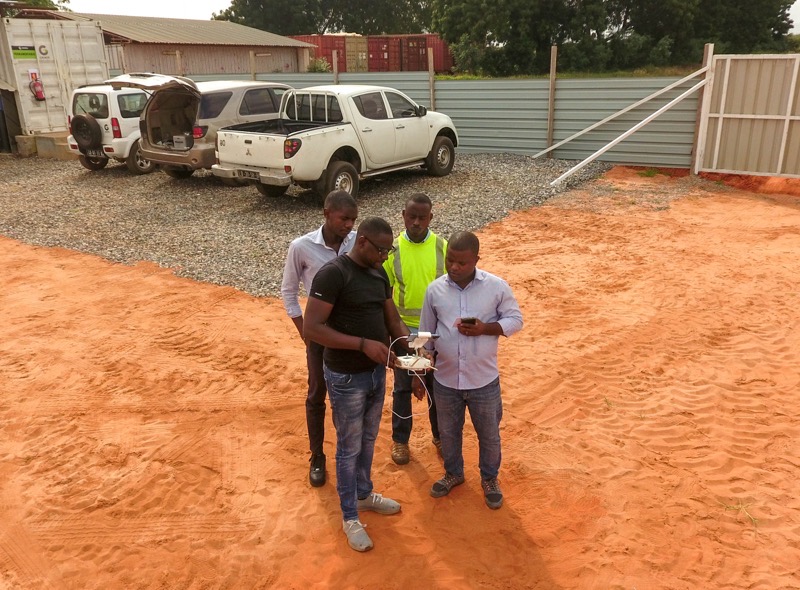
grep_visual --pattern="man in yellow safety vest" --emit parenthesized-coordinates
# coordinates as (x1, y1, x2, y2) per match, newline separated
(384, 193, 447, 465)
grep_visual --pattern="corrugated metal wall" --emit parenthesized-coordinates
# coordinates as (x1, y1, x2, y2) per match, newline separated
(120, 45, 300, 77)
(435, 79, 551, 155)
(189, 71, 699, 168)
(698, 55, 799, 177)
(551, 78, 699, 167)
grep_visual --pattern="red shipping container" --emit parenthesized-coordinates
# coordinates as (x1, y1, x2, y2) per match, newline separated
(368, 36, 401, 72)
(401, 35, 427, 71)
(290, 34, 347, 72)
(423, 33, 454, 73)
(367, 34, 454, 73)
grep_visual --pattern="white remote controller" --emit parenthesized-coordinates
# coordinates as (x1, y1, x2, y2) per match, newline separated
(395, 355, 433, 371)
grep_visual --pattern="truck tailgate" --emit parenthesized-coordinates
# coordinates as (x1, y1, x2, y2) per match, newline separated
(216, 130, 285, 169)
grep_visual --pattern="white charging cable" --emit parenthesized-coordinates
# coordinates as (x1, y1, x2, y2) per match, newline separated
(387, 335, 434, 419)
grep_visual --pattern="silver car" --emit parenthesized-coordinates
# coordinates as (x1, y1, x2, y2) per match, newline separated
(108, 74, 291, 179)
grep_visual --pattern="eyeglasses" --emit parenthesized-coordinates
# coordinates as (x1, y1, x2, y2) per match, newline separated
(364, 235, 396, 256)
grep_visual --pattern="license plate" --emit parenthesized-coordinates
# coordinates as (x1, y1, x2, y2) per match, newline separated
(85, 149, 104, 158)
(236, 170, 259, 180)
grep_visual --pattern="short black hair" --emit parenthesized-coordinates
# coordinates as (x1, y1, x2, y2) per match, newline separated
(406, 192, 432, 208)
(357, 216, 393, 239)
(324, 190, 357, 212)
(448, 231, 479, 255)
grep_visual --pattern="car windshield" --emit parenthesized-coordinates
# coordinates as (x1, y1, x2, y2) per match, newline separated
(73, 93, 109, 118)
(199, 92, 233, 119)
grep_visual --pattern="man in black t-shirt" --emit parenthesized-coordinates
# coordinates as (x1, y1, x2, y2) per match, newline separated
(305, 217, 411, 552)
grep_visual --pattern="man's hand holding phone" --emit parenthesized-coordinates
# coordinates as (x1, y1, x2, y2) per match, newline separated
(458, 317, 481, 336)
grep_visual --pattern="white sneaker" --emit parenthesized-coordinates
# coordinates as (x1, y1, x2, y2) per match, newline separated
(357, 492, 401, 515)
(343, 519, 373, 552)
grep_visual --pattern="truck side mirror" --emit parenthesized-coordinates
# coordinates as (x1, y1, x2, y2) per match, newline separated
(416, 105, 427, 117)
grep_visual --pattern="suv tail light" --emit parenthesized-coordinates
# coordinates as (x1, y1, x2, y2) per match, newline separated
(284, 138, 302, 159)
(111, 117, 122, 139)
(193, 125, 208, 139)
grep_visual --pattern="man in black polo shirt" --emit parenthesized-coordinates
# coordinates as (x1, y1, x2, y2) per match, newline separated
(304, 217, 411, 552)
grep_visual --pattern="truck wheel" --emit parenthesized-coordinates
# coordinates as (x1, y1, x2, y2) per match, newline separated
(78, 155, 108, 170)
(71, 114, 103, 150)
(163, 167, 194, 179)
(125, 140, 156, 174)
(323, 161, 359, 198)
(425, 136, 455, 177)
(256, 184, 288, 198)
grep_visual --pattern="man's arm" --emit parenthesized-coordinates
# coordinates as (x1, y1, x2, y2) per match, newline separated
(458, 281, 523, 338)
(304, 297, 394, 366)
(280, 243, 305, 336)
(290, 316, 304, 339)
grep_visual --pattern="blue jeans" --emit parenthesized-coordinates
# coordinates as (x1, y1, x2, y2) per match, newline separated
(434, 377, 502, 481)
(391, 368, 439, 444)
(324, 363, 386, 521)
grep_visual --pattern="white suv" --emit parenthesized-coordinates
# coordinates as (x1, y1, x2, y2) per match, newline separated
(67, 82, 155, 174)
(107, 74, 291, 179)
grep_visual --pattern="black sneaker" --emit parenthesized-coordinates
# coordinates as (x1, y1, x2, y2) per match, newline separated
(309, 453, 326, 487)
(430, 472, 465, 498)
(481, 477, 503, 509)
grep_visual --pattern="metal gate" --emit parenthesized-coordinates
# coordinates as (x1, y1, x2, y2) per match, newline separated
(695, 54, 800, 178)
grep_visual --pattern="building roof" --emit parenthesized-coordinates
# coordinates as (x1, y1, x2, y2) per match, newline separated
(16, 10, 315, 48)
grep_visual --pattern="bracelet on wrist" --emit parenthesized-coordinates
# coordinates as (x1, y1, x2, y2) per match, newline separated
(358, 337, 365, 352)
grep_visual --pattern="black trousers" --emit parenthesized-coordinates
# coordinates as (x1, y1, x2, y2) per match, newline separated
(305, 340, 328, 456)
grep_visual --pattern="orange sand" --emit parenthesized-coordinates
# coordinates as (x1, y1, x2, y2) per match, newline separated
(2, 168, 799, 589)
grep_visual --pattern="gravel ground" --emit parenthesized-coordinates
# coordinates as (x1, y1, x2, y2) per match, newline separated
(0, 153, 609, 297)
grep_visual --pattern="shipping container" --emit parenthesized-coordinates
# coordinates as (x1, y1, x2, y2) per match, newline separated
(345, 35, 368, 73)
(290, 34, 347, 72)
(422, 33, 454, 73)
(401, 35, 428, 71)
(367, 34, 454, 73)
(368, 36, 401, 72)
(0, 17, 108, 138)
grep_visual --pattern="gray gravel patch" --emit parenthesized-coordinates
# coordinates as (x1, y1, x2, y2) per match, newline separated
(0, 153, 609, 297)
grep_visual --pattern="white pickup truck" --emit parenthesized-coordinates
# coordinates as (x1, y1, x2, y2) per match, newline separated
(211, 84, 458, 199)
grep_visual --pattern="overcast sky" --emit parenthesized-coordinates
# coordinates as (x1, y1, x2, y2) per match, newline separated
(68, 0, 800, 32)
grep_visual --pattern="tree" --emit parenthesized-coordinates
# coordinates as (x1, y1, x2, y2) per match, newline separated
(213, 0, 429, 35)
(445, 0, 795, 75)
(213, 0, 333, 35)
(2, 0, 69, 16)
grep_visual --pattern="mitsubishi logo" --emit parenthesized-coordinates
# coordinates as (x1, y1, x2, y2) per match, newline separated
(246, 148, 251, 156)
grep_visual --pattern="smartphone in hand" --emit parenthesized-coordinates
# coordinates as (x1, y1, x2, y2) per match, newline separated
(460, 317, 477, 325)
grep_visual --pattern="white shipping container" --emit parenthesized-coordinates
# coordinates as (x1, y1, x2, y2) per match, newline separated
(0, 17, 109, 134)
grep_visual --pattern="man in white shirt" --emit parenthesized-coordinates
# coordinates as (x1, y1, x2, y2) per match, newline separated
(281, 191, 358, 487)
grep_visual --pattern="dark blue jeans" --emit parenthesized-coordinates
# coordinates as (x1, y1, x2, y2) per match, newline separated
(434, 377, 502, 481)
(391, 368, 439, 443)
(305, 340, 327, 456)
(324, 363, 386, 521)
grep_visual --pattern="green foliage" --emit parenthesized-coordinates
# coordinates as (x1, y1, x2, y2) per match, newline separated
(434, 0, 795, 76)
(306, 57, 332, 72)
(213, 0, 796, 75)
(5, 0, 69, 13)
(213, 0, 430, 35)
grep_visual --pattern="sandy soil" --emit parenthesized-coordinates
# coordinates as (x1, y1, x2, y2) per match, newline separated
(2, 167, 800, 589)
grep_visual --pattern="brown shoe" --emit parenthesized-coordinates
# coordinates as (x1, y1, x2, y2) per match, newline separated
(391, 442, 410, 465)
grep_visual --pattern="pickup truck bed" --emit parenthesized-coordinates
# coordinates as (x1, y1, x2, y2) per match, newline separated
(224, 119, 336, 135)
